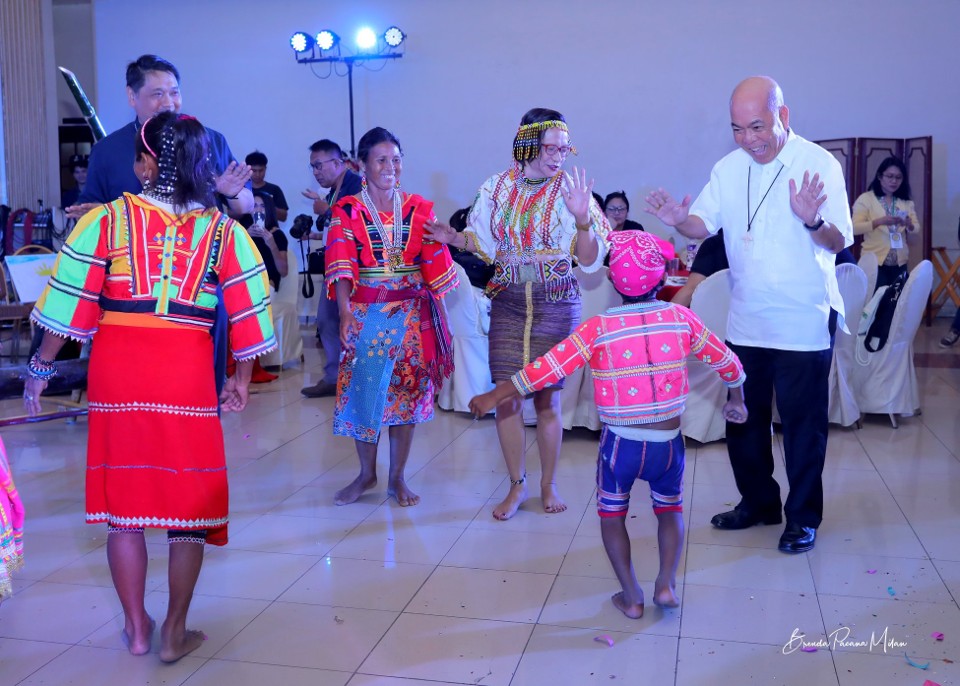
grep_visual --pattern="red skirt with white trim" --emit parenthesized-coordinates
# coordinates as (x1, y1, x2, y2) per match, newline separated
(85, 321, 229, 545)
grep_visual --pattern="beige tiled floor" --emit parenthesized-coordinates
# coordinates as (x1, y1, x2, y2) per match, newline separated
(1, 326, 958, 685)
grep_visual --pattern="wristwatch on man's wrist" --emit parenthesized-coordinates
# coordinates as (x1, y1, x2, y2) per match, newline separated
(803, 215, 825, 231)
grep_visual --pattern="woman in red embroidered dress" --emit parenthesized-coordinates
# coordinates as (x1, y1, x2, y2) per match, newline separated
(23, 113, 276, 662)
(426, 108, 609, 520)
(325, 127, 457, 507)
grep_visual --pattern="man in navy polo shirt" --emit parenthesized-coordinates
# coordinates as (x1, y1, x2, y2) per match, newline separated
(68, 54, 252, 217)
(68, 54, 253, 399)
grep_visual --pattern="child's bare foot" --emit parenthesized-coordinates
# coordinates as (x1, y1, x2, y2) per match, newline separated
(334, 473, 377, 505)
(541, 482, 567, 514)
(387, 478, 420, 507)
(159, 627, 205, 663)
(653, 580, 680, 608)
(611, 591, 644, 619)
(493, 481, 528, 520)
(121, 615, 155, 656)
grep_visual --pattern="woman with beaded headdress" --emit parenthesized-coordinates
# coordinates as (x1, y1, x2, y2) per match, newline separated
(324, 126, 458, 507)
(425, 108, 610, 520)
(23, 111, 276, 662)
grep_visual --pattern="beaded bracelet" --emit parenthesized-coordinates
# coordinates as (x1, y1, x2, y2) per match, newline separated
(27, 352, 58, 381)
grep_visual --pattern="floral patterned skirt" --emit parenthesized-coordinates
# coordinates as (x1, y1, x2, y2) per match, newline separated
(333, 272, 435, 443)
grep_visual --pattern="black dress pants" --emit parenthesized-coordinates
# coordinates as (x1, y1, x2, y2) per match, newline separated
(725, 343, 832, 529)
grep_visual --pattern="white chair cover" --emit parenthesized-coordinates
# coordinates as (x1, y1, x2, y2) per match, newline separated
(681, 269, 733, 443)
(858, 250, 879, 296)
(851, 260, 932, 418)
(261, 249, 304, 368)
(827, 264, 868, 426)
(437, 262, 495, 413)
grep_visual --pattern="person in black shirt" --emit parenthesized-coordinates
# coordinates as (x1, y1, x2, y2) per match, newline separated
(604, 191, 645, 232)
(239, 192, 288, 290)
(301, 139, 363, 398)
(448, 206, 495, 289)
(246, 151, 289, 222)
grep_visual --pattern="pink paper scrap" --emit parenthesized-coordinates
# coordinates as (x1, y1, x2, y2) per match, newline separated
(931, 632, 944, 641)
(866, 569, 877, 574)
(801, 646, 818, 653)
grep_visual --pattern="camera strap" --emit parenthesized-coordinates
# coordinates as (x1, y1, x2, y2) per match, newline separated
(299, 237, 315, 298)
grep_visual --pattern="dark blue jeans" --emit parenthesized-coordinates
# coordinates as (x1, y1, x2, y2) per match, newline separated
(725, 343, 832, 529)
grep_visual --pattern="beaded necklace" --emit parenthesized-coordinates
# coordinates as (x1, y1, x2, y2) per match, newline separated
(497, 170, 562, 259)
(360, 186, 404, 273)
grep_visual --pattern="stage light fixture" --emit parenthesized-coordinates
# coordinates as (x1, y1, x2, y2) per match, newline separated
(355, 27, 377, 50)
(316, 30, 339, 51)
(290, 32, 313, 53)
(383, 26, 405, 48)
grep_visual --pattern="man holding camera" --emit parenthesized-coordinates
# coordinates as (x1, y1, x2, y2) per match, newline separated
(299, 139, 362, 398)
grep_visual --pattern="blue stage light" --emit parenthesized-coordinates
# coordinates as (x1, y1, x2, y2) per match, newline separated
(290, 32, 313, 53)
(316, 30, 339, 51)
(355, 27, 377, 50)
(383, 26, 405, 48)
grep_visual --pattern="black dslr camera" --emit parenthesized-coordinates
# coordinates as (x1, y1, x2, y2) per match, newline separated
(289, 213, 314, 240)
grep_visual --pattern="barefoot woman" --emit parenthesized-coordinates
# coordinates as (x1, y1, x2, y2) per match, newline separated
(24, 112, 276, 661)
(325, 127, 458, 507)
(426, 108, 609, 519)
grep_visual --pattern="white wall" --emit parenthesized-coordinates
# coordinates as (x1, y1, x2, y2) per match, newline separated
(88, 0, 960, 248)
(53, 1, 97, 125)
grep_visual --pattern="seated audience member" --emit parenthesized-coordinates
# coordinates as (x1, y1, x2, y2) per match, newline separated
(592, 192, 605, 212)
(605, 191, 645, 232)
(448, 207, 495, 289)
(246, 151, 289, 222)
(671, 229, 854, 308)
(940, 309, 960, 348)
(61, 154, 88, 209)
(670, 230, 726, 307)
(240, 192, 288, 290)
(469, 231, 746, 617)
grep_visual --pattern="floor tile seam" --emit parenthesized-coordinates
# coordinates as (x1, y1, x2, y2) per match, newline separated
(680, 581, 822, 598)
(917, 412, 960, 460)
(11, 646, 73, 686)
(406, 419, 477, 478)
(850, 426, 929, 530)
(815, 589, 960, 610)
(676, 468, 699, 642)
(850, 431, 952, 565)
(930, 559, 960, 609)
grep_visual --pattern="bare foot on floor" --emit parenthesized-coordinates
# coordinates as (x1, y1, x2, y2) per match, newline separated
(334, 474, 377, 505)
(159, 627, 205, 663)
(387, 478, 420, 507)
(541, 482, 567, 514)
(121, 615, 155, 656)
(653, 581, 680, 608)
(611, 591, 644, 619)
(493, 481, 528, 520)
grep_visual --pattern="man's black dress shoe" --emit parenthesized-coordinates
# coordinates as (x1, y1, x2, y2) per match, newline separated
(778, 523, 816, 553)
(711, 508, 782, 530)
(301, 381, 336, 398)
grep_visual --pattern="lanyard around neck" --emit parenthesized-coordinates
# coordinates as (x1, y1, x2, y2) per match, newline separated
(747, 163, 784, 232)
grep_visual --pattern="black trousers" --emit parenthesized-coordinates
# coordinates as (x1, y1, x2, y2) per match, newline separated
(725, 343, 832, 529)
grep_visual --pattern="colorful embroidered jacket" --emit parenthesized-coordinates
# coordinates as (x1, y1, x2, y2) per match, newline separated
(512, 300, 745, 425)
(324, 193, 458, 298)
(464, 168, 610, 301)
(31, 193, 276, 361)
